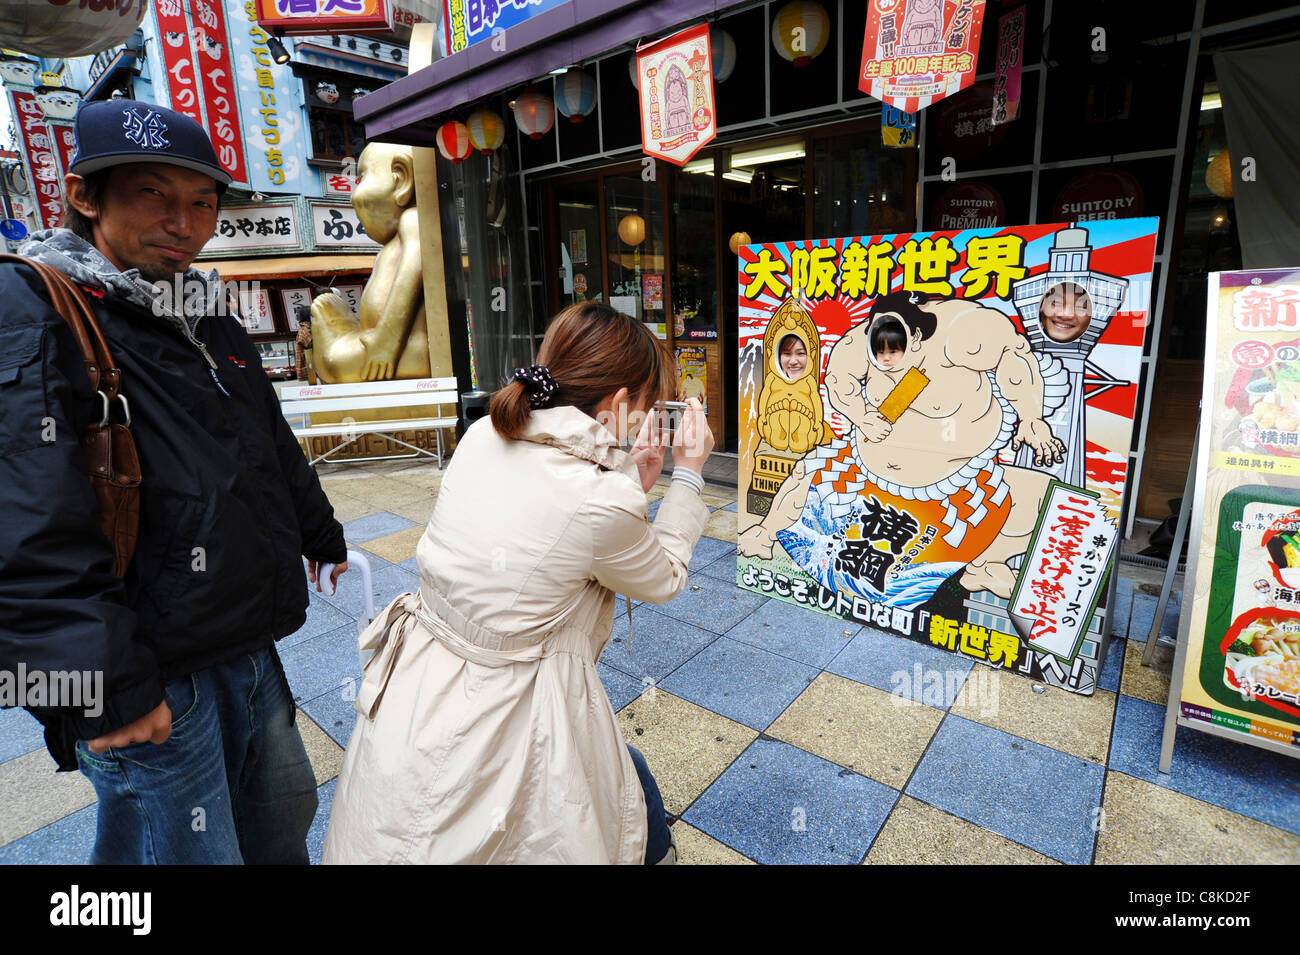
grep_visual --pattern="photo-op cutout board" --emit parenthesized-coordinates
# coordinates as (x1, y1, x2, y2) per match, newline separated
(736, 220, 1158, 694)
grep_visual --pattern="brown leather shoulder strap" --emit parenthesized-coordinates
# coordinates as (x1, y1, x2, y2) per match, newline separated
(0, 253, 119, 399)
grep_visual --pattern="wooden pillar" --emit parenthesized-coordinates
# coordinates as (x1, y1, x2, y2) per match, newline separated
(408, 22, 456, 381)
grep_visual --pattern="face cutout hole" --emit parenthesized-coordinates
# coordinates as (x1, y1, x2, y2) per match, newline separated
(869, 315, 910, 372)
(778, 334, 809, 381)
(1039, 282, 1093, 344)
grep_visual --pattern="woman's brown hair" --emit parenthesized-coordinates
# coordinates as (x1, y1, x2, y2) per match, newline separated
(490, 302, 676, 440)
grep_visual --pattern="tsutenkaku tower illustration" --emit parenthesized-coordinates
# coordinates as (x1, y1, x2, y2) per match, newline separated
(1010, 227, 1129, 488)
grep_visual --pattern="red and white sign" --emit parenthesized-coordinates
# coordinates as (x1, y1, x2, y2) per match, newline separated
(637, 24, 716, 168)
(191, 0, 249, 185)
(859, 0, 986, 113)
(1008, 484, 1118, 662)
(48, 122, 77, 188)
(155, 0, 205, 126)
(10, 90, 63, 229)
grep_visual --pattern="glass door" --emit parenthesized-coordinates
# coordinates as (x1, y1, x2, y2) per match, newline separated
(604, 173, 668, 339)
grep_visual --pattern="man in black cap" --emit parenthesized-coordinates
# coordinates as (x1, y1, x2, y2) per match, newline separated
(0, 100, 348, 863)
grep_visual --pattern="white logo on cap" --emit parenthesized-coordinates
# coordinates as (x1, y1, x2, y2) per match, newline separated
(122, 108, 170, 150)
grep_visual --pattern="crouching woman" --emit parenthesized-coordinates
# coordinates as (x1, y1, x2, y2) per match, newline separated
(323, 302, 715, 864)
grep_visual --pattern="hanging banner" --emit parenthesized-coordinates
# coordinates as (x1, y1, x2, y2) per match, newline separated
(636, 23, 716, 168)
(191, 0, 250, 186)
(859, 0, 986, 113)
(736, 219, 1159, 694)
(1170, 269, 1300, 753)
(992, 3, 1024, 126)
(881, 105, 917, 147)
(676, 346, 708, 412)
(9, 89, 63, 230)
(256, 0, 394, 36)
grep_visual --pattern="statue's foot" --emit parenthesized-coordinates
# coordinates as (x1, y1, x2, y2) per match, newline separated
(771, 411, 791, 451)
(959, 561, 1016, 599)
(789, 414, 810, 451)
(310, 293, 361, 340)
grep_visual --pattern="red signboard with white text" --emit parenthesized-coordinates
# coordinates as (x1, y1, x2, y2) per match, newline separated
(859, 0, 986, 113)
(153, 0, 248, 185)
(190, 0, 249, 185)
(10, 90, 63, 230)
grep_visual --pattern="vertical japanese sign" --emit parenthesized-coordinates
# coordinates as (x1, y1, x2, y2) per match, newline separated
(9, 90, 63, 229)
(155, 0, 206, 126)
(192, 0, 250, 185)
(859, 0, 986, 113)
(48, 122, 78, 188)
(636, 24, 716, 167)
(992, 3, 1024, 126)
(881, 105, 917, 147)
(1171, 269, 1300, 752)
(234, 1, 316, 194)
(736, 220, 1158, 694)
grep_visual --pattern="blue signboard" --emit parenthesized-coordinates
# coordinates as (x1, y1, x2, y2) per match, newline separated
(443, 0, 568, 55)
(0, 219, 27, 241)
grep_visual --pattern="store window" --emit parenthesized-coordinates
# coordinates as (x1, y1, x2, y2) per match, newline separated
(605, 174, 667, 338)
(309, 108, 367, 161)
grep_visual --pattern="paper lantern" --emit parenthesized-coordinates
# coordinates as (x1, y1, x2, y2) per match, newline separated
(728, 231, 751, 255)
(713, 29, 736, 83)
(629, 53, 641, 90)
(771, 1, 829, 67)
(618, 214, 646, 247)
(0, 1, 146, 57)
(1206, 149, 1234, 199)
(513, 87, 555, 140)
(436, 120, 473, 164)
(466, 110, 505, 153)
(555, 68, 596, 123)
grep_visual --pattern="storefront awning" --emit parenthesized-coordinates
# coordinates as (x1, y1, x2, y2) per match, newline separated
(354, 0, 748, 144)
(198, 253, 375, 281)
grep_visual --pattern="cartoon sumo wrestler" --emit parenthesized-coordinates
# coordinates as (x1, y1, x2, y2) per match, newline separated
(756, 296, 831, 454)
(739, 291, 1069, 599)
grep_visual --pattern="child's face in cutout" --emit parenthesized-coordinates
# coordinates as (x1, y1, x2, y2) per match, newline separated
(780, 338, 808, 379)
(1040, 284, 1093, 343)
(876, 346, 905, 369)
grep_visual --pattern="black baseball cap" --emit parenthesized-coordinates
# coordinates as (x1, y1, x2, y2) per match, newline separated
(68, 99, 232, 186)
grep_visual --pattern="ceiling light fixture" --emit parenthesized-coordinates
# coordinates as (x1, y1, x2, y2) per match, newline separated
(267, 33, 291, 65)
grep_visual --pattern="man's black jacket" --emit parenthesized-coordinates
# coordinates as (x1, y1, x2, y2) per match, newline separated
(0, 256, 347, 770)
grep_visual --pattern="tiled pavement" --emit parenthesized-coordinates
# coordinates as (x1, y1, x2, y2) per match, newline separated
(2, 458, 1297, 865)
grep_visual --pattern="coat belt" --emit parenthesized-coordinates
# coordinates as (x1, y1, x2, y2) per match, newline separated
(354, 590, 598, 719)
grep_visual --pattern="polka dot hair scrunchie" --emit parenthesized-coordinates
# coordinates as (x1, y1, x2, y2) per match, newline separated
(512, 364, 559, 409)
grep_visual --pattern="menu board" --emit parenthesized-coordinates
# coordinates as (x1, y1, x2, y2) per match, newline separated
(1169, 269, 1300, 755)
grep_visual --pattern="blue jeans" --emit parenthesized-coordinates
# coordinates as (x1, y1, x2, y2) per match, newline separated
(75, 647, 317, 865)
(627, 745, 670, 864)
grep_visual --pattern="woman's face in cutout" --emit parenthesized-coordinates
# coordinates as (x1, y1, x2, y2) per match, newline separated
(1040, 284, 1093, 343)
(780, 337, 808, 380)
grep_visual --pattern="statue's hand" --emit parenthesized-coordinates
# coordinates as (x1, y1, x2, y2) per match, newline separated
(1013, 417, 1067, 466)
(359, 327, 400, 381)
(738, 523, 775, 560)
(857, 411, 893, 443)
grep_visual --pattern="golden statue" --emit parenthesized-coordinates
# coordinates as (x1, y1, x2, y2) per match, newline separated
(310, 143, 431, 382)
(756, 295, 830, 454)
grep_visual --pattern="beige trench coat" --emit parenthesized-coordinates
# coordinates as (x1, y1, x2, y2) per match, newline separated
(322, 406, 709, 864)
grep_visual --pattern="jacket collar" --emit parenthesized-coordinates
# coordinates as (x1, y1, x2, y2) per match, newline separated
(518, 406, 629, 471)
